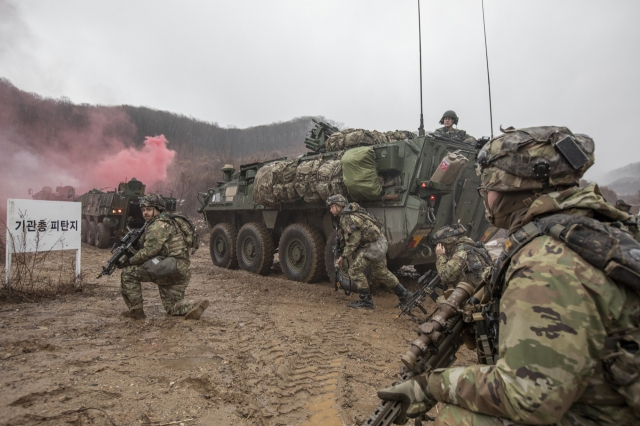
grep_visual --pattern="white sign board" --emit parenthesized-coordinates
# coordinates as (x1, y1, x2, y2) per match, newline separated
(5, 199, 82, 284)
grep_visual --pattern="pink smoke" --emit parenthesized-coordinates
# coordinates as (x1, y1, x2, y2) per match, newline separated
(90, 135, 176, 190)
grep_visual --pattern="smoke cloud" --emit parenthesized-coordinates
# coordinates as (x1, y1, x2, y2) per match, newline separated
(0, 80, 176, 220)
(91, 135, 176, 189)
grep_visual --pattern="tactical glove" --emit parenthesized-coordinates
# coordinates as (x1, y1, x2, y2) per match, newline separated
(377, 375, 435, 424)
(117, 258, 131, 269)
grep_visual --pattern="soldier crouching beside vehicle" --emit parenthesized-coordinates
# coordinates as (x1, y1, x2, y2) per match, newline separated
(327, 194, 413, 310)
(431, 223, 491, 290)
(118, 194, 209, 320)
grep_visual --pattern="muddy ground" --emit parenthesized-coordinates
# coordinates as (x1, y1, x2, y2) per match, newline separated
(0, 240, 503, 426)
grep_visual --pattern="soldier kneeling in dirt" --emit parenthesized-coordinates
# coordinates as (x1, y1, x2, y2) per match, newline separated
(118, 194, 209, 320)
(327, 195, 413, 310)
(431, 224, 491, 290)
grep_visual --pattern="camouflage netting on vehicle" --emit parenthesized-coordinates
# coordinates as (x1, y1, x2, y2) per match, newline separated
(254, 159, 300, 207)
(341, 147, 383, 201)
(325, 129, 415, 152)
(254, 157, 348, 207)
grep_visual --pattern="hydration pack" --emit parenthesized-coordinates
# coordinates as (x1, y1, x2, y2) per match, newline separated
(461, 242, 492, 277)
(166, 213, 200, 255)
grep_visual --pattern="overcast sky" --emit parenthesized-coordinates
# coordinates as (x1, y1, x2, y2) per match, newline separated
(1, 0, 639, 181)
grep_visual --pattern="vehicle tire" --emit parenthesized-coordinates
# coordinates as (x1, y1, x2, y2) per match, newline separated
(95, 222, 111, 249)
(81, 219, 88, 243)
(87, 221, 97, 246)
(210, 223, 238, 269)
(279, 223, 325, 283)
(236, 222, 274, 275)
(414, 263, 436, 276)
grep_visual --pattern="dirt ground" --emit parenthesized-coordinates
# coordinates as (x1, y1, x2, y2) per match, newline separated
(0, 243, 489, 426)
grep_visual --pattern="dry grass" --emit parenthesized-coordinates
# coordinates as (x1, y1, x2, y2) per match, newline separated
(1, 221, 82, 302)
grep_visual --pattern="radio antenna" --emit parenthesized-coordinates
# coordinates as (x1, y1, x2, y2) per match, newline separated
(417, 0, 425, 136)
(481, 0, 494, 138)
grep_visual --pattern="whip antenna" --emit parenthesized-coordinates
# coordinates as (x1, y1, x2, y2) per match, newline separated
(481, 0, 494, 138)
(417, 0, 425, 136)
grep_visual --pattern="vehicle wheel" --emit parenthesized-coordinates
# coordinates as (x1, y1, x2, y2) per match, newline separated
(210, 223, 238, 269)
(414, 263, 436, 276)
(236, 222, 274, 275)
(87, 221, 97, 246)
(279, 223, 325, 283)
(95, 222, 111, 249)
(81, 219, 88, 243)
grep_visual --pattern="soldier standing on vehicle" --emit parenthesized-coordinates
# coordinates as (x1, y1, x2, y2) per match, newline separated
(431, 224, 491, 290)
(433, 110, 476, 144)
(377, 126, 640, 424)
(119, 194, 209, 320)
(327, 195, 414, 310)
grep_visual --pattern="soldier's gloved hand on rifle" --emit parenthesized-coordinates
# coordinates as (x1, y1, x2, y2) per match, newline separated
(377, 375, 436, 424)
(116, 258, 131, 269)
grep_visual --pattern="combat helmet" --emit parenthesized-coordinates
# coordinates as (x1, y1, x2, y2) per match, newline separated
(326, 194, 349, 207)
(615, 199, 632, 213)
(139, 194, 167, 211)
(439, 110, 459, 125)
(476, 126, 595, 192)
(430, 223, 467, 245)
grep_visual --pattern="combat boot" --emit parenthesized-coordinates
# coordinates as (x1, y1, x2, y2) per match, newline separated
(393, 283, 414, 308)
(185, 299, 210, 320)
(121, 308, 146, 320)
(348, 289, 374, 310)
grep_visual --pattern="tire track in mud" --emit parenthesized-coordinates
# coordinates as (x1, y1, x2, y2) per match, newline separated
(225, 288, 355, 425)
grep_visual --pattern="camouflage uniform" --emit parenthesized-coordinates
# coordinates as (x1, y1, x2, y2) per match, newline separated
(378, 126, 640, 424)
(435, 236, 488, 289)
(327, 194, 413, 309)
(428, 185, 640, 425)
(339, 203, 399, 292)
(433, 127, 477, 144)
(121, 212, 198, 316)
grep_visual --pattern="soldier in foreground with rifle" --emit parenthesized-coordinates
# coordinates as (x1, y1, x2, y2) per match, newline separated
(367, 126, 640, 425)
(99, 194, 209, 321)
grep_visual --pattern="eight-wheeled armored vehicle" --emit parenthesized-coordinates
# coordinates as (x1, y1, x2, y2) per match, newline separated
(76, 178, 177, 249)
(198, 122, 496, 283)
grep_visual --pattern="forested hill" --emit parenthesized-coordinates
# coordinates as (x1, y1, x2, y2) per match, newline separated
(0, 78, 336, 161)
(121, 105, 331, 159)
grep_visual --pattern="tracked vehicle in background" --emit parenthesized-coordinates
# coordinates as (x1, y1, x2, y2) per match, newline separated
(31, 185, 76, 201)
(76, 178, 177, 249)
(197, 122, 496, 284)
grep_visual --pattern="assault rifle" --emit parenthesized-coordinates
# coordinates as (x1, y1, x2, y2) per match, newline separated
(396, 270, 443, 321)
(96, 221, 148, 278)
(331, 229, 352, 295)
(363, 281, 481, 426)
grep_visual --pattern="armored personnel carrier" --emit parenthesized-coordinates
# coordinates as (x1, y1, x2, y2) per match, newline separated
(197, 122, 496, 283)
(31, 185, 75, 201)
(76, 178, 177, 249)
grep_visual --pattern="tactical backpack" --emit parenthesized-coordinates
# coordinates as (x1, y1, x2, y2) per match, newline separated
(492, 214, 640, 295)
(461, 242, 492, 278)
(166, 213, 200, 255)
(342, 203, 383, 243)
